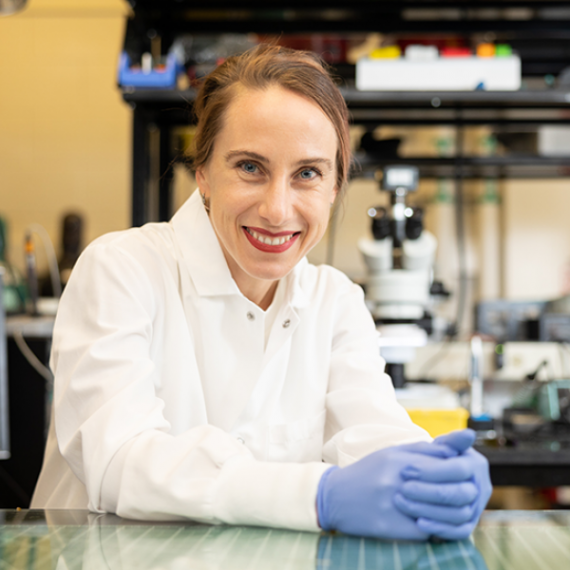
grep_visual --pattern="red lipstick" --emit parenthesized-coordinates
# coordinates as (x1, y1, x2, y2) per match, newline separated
(243, 227, 299, 253)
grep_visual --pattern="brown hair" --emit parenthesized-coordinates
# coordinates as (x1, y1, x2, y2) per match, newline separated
(191, 44, 351, 195)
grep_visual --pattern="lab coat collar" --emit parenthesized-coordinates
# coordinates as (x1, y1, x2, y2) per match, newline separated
(284, 259, 310, 310)
(171, 190, 310, 309)
(171, 190, 240, 297)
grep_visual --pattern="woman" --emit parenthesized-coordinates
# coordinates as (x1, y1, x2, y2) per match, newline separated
(32, 45, 491, 540)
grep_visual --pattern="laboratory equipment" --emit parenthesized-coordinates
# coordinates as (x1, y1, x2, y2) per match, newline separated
(356, 51, 521, 91)
(476, 299, 546, 341)
(470, 336, 484, 418)
(538, 379, 570, 423)
(477, 295, 570, 344)
(40, 213, 84, 296)
(468, 335, 494, 429)
(358, 165, 437, 387)
(118, 51, 182, 89)
(539, 294, 570, 342)
(0, 0, 27, 16)
(0, 217, 25, 314)
(24, 233, 38, 316)
(509, 376, 570, 425)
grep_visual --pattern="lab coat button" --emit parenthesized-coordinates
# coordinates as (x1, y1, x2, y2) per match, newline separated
(282, 319, 291, 328)
(237, 437, 245, 444)
(247, 312, 255, 321)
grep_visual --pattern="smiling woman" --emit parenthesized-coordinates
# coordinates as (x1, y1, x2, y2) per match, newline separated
(31, 44, 491, 541)
(196, 85, 338, 309)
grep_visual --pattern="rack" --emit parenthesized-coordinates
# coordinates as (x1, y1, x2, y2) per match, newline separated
(120, 1, 570, 226)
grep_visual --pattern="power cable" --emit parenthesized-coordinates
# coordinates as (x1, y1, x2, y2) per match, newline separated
(12, 330, 53, 385)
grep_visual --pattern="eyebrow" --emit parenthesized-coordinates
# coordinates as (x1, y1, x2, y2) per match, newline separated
(224, 150, 334, 171)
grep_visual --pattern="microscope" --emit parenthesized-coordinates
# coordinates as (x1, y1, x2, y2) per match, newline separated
(358, 165, 438, 388)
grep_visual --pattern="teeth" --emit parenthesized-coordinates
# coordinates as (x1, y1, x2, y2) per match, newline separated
(247, 228, 295, 246)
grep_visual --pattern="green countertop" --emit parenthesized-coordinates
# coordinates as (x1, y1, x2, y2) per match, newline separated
(0, 509, 569, 569)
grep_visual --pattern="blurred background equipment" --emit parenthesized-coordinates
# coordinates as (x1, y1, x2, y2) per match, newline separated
(356, 45, 521, 91)
(0, 0, 27, 16)
(24, 224, 61, 316)
(358, 165, 439, 388)
(24, 233, 38, 317)
(0, 218, 26, 315)
(40, 213, 84, 296)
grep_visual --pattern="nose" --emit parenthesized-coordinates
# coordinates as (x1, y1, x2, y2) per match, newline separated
(258, 175, 293, 227)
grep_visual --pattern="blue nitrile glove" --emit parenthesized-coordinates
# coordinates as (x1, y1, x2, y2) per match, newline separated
(317, 440, 464, 540)
(393, 429, 493, 541)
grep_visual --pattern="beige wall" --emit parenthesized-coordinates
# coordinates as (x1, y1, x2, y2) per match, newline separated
(503, 179, 570, 300)
(0, 0, 131, 273)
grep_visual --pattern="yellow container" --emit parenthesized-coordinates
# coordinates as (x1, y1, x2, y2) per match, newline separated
(370, 46, 402, 59)
(406, 408, 469, 438)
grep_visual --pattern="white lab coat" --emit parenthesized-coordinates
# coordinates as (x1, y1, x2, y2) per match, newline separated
(32, 190, 429, 531)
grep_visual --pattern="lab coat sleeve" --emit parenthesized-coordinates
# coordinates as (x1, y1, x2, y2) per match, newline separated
(322, 280, 431, 466)
(53, 240, 330, 529)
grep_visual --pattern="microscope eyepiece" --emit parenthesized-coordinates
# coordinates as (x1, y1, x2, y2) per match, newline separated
(368, 206, 391, 240)
(405, 207, 424, 240)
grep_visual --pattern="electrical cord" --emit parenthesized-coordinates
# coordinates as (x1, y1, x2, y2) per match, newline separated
(526, 359, 550, 382)
(26, 223, 61, 299)
(12, 330, 54, 385)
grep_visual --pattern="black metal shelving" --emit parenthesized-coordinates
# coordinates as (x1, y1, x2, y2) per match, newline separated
(124, 87, 570, 106)
(124, 85, 570, 223)
(121, 1, 570, 226)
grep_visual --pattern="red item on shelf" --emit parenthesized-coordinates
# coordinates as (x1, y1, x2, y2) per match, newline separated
(258, 34, 347, 64)
(441, 47, 472, 57)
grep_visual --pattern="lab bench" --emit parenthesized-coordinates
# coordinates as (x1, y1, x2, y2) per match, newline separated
(476, 444, 570, 487)
(0, 509, 568, 570)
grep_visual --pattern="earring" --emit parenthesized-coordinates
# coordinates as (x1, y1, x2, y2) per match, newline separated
(201, 193, 210, 213)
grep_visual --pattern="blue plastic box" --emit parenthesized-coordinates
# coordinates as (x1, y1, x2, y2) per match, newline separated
(118, 51, 181, 89)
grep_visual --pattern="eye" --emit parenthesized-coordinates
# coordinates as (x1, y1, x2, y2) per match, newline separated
(299, 168, 320, 180)
(240, 161, 258, 174)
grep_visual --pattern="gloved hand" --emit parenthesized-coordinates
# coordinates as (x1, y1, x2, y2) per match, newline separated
(393, 429, 492, 541)
(317, 438, 475, 540)
(317, 429, 492, 541)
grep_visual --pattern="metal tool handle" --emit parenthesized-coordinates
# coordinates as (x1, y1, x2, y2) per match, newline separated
(0, 269, 11, 459)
